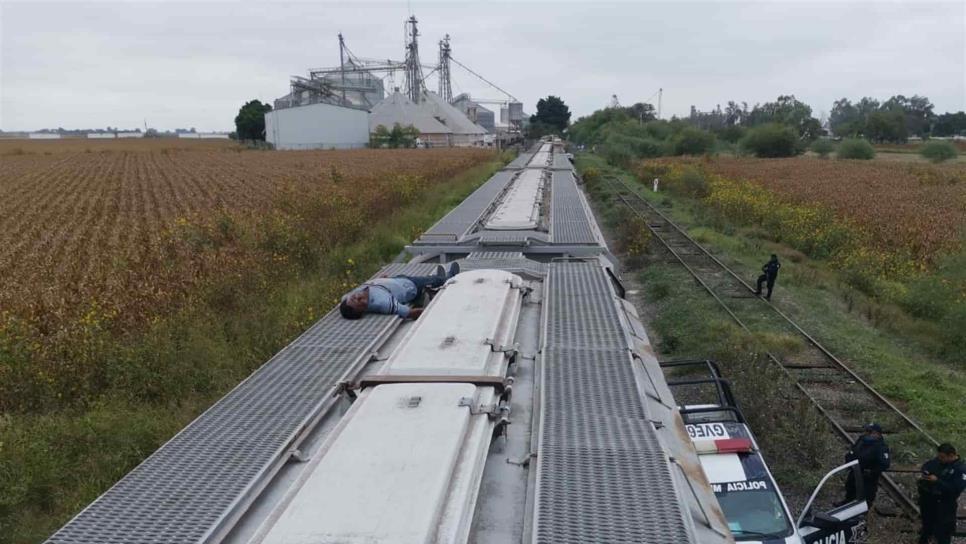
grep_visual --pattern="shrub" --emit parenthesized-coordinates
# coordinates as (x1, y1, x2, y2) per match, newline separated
(678, 168, 710, 198)
(919, 140, 958, 163)
(603, 142, 633, 168)
(615, 210, 652, 267)
(837, 138, 875, 160)
(581, 167, 601, 188)
(810, 139, 836, 158)
(717, 125, 746, 144)
(740, 123, 799, 158)
(671, 127, 716, 156)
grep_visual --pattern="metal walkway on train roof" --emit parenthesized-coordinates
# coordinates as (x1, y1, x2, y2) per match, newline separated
(45, 264, 439, 544)
(408, 162, 606, 258)
(534, 261, 729, 543)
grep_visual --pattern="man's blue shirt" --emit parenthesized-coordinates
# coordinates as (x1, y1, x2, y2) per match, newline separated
(344, 277, 418, 317)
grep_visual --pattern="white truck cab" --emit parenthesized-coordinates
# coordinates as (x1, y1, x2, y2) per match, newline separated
(662, 360, 870, 544)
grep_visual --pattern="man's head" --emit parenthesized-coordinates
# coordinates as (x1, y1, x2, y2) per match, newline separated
(770, 254, 779, 262)
(937, 443, 958, 464)
(339, 289, 368, 320)
(863, 422, 883, 439)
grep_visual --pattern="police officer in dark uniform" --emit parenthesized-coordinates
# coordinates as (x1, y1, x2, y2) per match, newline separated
(754, 254, 781, 300)
(840, 423, 891, 507)
(918, 443, 966, 544)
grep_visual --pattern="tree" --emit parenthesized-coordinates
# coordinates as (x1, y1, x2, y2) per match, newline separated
(624, 102, 656, 123)
(671, 127, 715, 155)
(865, 110, 906, 143)
(717, 124, 746, 144)
(933, 111, 966, 137)
(724, 101, 748, 126)
(370, 124, 419, 148)
(530, 96, 571, 133)
(741, 123, 800, 157)
(830, 98, 862, 137)
(235, 99, 272, 141)
(747, 95, 821, 140)
(883, 94, 933, 137)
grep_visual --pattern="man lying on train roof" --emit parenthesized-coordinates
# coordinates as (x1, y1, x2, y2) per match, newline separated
(339, 263, 459, 320)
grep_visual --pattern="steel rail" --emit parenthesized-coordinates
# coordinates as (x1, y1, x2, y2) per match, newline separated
(613, 176, 939, 446)
(604, 176, 930, 518)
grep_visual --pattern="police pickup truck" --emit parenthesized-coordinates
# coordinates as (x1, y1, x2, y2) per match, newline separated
(661, 360, 869, 544)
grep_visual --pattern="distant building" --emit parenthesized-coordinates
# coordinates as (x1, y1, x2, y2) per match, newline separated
(87, 133, 116, 139)
(177, 133, 230, 139)
(117, 132, 142, 139)
(28, 133, 60, 139)
(369, 90, 486, 147)
(265, 102, 369, 150)
(451, 94, 495, 133)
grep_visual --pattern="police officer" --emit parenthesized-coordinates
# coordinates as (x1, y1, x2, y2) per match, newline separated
(754, 254, 781, 300)
(840, 423, 891, 507)
(918, 443, 965, 544)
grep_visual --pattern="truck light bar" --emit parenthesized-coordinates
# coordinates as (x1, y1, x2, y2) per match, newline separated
(694, 437, 754, 455)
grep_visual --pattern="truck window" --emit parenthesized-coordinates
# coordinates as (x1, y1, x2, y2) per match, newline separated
(714, 481, 793, 540)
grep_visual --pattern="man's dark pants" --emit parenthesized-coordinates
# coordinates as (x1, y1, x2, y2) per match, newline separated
(919, 497, 957, 544)
(844, 470, 879, 507)
(756, 274, 776, 298)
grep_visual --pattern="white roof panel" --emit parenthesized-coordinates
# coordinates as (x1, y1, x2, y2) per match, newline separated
(260, 383, 475, 544)
(484, 169, 544, 231)
(387, 269, 523, 376)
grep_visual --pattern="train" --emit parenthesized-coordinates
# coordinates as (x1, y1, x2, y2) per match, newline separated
(47, 140, 864, 543)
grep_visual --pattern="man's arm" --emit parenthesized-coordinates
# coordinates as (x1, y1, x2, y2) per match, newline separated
(407, 307, 424, 319)
(936, 465, 966, 497)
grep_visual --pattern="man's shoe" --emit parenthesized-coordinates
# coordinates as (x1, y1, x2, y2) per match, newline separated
(448, 262, 460, 278)
(435, 265, 446, 279)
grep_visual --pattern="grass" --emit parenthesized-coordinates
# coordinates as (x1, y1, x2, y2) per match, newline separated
(581, 154, 839, 501)
(636, 187, 965, 450)
(0, 155, 510, 544)
(577, 152, 964, 508)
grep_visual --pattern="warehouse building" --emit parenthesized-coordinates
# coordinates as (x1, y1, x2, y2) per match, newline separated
(265, 102, 370, 150)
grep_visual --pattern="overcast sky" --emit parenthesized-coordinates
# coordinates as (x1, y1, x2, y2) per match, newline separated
(1, 0, 963, 131)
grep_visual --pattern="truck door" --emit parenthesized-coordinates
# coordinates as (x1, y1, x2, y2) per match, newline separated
(797, 460, 869, 544)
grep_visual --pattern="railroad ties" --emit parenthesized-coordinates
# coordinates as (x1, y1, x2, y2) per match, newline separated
(605, 175, 962, 531)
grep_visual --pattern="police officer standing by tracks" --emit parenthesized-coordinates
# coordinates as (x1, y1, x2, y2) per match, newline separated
(918, 443, 965, 544)
(754, 254, 781, 300)
(840, 423, 891, 507)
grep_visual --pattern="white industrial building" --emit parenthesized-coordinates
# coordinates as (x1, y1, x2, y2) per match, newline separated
(265, 102, 370, 150)
(177, 133, 231, 139)
(28, 133, 60, 139)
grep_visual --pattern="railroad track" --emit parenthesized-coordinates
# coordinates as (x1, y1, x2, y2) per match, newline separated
(603, 175, 965, 533)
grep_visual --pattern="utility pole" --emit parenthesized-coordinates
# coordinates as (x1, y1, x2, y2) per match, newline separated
(404, 16, 425, 103)
(338, 33, 347, 105)
(438, 34, 452, 102)
(658, 88, 663, 120)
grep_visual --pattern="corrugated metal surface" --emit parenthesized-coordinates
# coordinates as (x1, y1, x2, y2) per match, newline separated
(46, 264, 437, 544)
(550, 171, 598, 244)
(461, 251, 547, 276)
(533, 262, 693, 543)
(506, 152, 536, 169)
(551, 154, 573, 170)
(265, 102, 369, 150)
(418, 171, 516, 241)
(477, 230, 549, 244)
